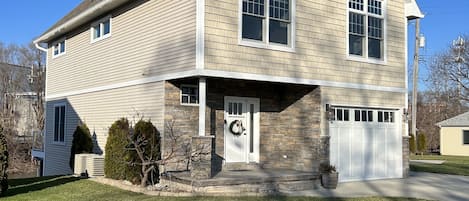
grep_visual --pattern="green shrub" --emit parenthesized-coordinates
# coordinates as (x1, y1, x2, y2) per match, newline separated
(409, 134, 416, 154)
(69, 124, 93, 171)
(0, 126, 8, 196)
(417, 133, 426, 153)
(105, 118, 131, 180)
(104, 118, 162, 185)
(130, 120, 161, 185)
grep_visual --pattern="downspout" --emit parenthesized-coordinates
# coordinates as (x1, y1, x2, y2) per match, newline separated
(33, 41, 47, 177)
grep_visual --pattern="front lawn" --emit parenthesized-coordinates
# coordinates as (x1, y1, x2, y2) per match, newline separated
(410, 155, 469, 176)
(2, 176, 429, 201)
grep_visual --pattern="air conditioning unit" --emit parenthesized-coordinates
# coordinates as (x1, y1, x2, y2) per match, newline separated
(74, 154, 105, 177)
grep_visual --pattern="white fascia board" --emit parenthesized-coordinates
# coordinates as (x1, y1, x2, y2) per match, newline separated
(46, 69, 405, 100)
(34, 0, 130, 44)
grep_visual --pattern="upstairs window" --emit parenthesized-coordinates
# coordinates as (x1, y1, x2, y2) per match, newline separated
(348, 0, 385, 60)
(241, 0, 294, 50)
(91, 16, 111, 42)
(180, 85, 198, 105)
(52, 39, 66, 57)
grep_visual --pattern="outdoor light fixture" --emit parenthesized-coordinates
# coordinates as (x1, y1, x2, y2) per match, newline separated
(326, 104, 335, 121)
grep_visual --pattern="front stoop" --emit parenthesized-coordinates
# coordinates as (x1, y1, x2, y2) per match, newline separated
(161, 170, 320, 194)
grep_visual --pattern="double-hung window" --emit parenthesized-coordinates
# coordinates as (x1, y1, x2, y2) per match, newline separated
(52, 39, 66, 57)
(54, 104, 66, 143)
(348, 0, 385, 60)
(91, 16, 111, 42)
(241, 0, 293, 50)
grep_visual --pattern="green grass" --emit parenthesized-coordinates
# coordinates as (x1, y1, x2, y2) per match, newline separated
(410, 155, 469, 176)
(1, 176, 429, 201)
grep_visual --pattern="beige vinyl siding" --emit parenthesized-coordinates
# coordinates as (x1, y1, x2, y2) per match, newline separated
(204, 0, 406, 88)
(44, 81, 165, 176)
(440, 127, 469, 156)
(46, 0, 196, 95)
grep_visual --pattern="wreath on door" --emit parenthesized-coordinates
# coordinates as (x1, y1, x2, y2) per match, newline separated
(229, 120, 245, 136)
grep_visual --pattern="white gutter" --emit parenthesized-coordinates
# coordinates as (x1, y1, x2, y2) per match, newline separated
(33, 0, 130, 44)
(35, 43, 47, 52)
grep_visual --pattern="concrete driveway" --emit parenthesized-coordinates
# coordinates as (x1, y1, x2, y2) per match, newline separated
(288, 172, 469, 201)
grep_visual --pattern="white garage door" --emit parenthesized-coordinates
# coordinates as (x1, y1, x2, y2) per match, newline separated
(329, 107, 402, 182)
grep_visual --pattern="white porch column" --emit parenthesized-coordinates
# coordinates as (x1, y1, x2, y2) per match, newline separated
(198, 77, 206, 136)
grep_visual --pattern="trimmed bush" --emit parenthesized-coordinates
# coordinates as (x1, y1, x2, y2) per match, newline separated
(0, 126, 8, 196)
(69, 124, 93, 171)
(417, 133, 426, 153)
(409, 134, 416, 154)
(105, 118, 131, 180)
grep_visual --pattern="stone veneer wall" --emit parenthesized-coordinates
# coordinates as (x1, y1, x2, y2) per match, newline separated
(163, 78, 322, 173)
(206, 78, 321, 172)
(163, 79, 199, 171)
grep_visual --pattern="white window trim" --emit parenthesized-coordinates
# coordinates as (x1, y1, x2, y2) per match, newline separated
(52, 38, 66, 58)
(180, 84, 199, 106)
(52, 103, 66, 145)
(346, 0, 387, 64)
(238, 0, 296, 52)
(90, 15, 112, 44)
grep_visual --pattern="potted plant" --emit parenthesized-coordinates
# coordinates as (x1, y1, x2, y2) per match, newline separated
(320, 163, 338, 189)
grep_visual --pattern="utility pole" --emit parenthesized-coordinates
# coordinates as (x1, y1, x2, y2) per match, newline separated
(453, 36, 465, 113)
(411, 18, 420, 150)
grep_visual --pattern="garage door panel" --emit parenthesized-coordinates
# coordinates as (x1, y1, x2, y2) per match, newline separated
(329, 107, 402, 182)
(339, 127, 353, 180)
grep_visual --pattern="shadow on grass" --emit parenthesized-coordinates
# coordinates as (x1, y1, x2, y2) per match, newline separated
(4, 175, 81, 197)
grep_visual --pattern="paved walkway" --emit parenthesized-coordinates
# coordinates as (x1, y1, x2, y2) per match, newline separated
(288, 172, 469, 201)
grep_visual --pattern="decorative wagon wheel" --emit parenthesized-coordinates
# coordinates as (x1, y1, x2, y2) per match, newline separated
(229, 120, 245, 136)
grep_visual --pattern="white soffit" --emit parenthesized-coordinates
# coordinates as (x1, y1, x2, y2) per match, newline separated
(405, 0, 424, 20)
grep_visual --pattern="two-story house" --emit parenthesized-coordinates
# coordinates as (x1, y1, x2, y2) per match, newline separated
(33, 0, 422, 182)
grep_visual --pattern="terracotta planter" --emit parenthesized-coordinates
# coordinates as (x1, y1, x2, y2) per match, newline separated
(321, 172, 338, 189)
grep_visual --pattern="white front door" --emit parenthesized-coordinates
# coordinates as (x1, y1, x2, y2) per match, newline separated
(224, 96, 260, 163)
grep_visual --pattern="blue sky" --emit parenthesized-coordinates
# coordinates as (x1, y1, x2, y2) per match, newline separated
(0, 0, 81, 44)
(0, 1, 468, 89)
(409, 0, 469, 89)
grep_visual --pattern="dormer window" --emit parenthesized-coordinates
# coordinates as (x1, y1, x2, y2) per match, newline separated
(91, 16, 111, 43)
(240, 0, 295, 52)
(52, 39, 66, 58)
(348, 0, 385, 61)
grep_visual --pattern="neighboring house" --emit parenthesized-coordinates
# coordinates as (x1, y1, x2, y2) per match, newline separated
(0, 63, 40, 139)
(33, 0, 423, 182)
(437, 112, 469, 156)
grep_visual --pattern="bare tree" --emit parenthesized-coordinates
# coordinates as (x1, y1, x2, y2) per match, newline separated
(126, 119, 204, 187)
(419, 35, 469, 152)
(0, 42, 45, 175)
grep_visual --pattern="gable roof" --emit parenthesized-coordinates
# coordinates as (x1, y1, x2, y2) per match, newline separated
(405, 0, 424, 20)
(437, 111, 469, 127)
(34, 0, 131, 44)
